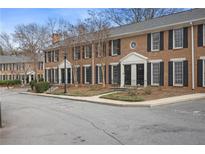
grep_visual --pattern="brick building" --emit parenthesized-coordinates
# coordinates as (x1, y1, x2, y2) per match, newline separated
(44, 9, 205, 92)
(0, 55, 44, 83)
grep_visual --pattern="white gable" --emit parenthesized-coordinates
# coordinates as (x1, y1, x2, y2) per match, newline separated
(27, 70, 35, 75)
(58, 60, 72, 68)
(120, 52, 148, 64)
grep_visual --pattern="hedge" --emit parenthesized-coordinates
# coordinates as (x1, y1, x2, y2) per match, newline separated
(0, 80, 21, 86)
(34, 81, 49, 93)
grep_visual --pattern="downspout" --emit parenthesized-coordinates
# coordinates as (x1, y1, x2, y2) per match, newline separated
(191, 22, 195, 90)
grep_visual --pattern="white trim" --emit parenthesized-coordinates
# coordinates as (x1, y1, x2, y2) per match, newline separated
(151, 62, 160, 86)
(84, 65, 90, 84)
(149, 59, 162, 63)
(173, 28, 183, 49)
(111, 40, 119, 56)
(120, 52, 148, 62)
(151, 32, 160, 52)
(203, 60, 205, 87)
(74, 65, 80, 68)
(109, 62, 119, 66)
(191, 22, 195, 90)
(203, 24, 205, 46)
(173, 61, 184, 87)
(200, 56, 205, 60)
(97, 65, 102, 84)
(130, 41, 136, 49)
(170, 58, 186, 62)
(83, 64, 91, 67)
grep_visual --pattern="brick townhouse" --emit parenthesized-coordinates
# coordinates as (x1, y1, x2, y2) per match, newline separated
(44, 8, 205, 92)
(0, 55, 44, 83)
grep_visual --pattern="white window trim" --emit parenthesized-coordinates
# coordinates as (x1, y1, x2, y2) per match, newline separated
(170, 58, 186, 62)
(151, 62, 160, 86)
(149, 59, 162, 63)
(173, 61, 184, 87)
(151, 32, 160, 52)
(84, 45, 91, 59)
(173, 28, 183, 49)
(203, 60, 205, 87)
(130, 41, 136, 49)
(111, 40, 118, 56)
(84, 66, 90, 84)
(203, 24, 205, 46)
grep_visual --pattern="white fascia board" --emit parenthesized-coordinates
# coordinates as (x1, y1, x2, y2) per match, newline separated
(170, 58, 186, 61)
(149, 59, 163, 63)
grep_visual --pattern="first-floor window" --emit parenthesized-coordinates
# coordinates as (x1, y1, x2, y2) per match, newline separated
(98, 66, 103, 84)
(174, 61, 183, 85)
(112, 65, 119, 84)
(85, 66, 91, 84)
(151, 63, 160, 85)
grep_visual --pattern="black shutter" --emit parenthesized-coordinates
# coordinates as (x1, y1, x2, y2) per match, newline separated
(183, 27, 188, 48)
(183, 60, 188, 86)
(104, 65, 106, 84)
(109, 65, 111, 84)
(109, 41, 112, 56)
(168, 30, 173, 50)
(147, 33, 151, 52)
(168, 61, 173, 86)
(77, 67, 80, 84)
(197, 59, 203, 87)
(45, 69, 47, 81)
(45, 52, 47, 63)
(90, 66, 92, 84)
(117, 64, 121, 84)
(118, 39, 121, 55)
(160, 62, 164, 86)
(95, 66, 98, 84)
(82, 66, 85, 84)
(160, 32, 164, 51)
(147, 63, 151, 85)
(198, 24, 204, 47)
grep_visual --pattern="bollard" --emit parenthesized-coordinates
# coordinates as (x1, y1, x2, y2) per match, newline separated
(0, 102, 1, 128)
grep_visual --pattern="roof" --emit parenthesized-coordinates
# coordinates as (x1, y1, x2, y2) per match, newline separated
(110, 8, 205, 37)
(0, 55, 43, 64)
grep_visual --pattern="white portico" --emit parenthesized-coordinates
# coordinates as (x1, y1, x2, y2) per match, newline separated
(120, 52, 148, 87)
(58, 60, 72, 84)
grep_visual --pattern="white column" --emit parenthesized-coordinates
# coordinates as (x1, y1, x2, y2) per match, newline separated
(92, 44, 95, 85)
(70, 67, 73, 84)
(120, 63, 124, 88)
(65, 68, 68, 84)
(29, 75, 31, 82)
(191, 23, 195, 90)
(144, 61, 147, 87)
(131, 64, 136, 86)
(58, 68, 61, 84)
(53, 69, 56, 83)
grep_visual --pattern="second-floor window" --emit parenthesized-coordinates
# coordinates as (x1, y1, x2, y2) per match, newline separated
(54, 50, 59, 62)
(151, 32, 160, 51)
(38, 62, 43, 70)
(173, 28, 183, 49)
(112, 39, 120, 56)
(73, 46, 81, 60)
(48, 51, 51, 62)
(84, 45, 92, 58)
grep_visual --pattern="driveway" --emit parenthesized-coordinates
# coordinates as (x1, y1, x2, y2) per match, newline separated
(0, 88, 205, 144)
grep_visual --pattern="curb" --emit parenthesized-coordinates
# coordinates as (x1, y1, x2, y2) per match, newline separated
(20, 92, 205, 107)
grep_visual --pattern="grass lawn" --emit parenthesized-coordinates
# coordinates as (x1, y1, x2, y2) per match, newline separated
(100, 87, 195, 102)
(51, 85, 113, 97)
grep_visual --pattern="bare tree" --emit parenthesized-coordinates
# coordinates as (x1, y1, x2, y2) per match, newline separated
(0, 32, 16, 55)
(13, 23, 49, 80)
(85, 10, 110, 88)
(101, 8, 188, 26)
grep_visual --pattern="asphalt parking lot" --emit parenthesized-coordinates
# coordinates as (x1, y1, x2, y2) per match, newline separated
(0, 88, 205, 144)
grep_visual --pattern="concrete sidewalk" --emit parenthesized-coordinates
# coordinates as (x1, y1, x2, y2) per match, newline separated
(20, 91, 205, 107)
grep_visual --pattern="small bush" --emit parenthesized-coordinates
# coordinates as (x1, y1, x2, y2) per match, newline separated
(128, 88, 137, 96)
(30, 80, 37, 90)
(38, 78, 44, 82)
(144, 86, 152, 95)
(0, 80, 21, 86)
(34, 81, 49, 93)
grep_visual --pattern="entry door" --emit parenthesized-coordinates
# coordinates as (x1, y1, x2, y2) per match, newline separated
(124, 65, 131, 85)
(136, 64, 144, 85)
(61, 69, 65, 83)
(67, 68, 71, 84)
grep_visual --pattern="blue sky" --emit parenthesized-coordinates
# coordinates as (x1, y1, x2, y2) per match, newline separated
(0, 8, 93, 34)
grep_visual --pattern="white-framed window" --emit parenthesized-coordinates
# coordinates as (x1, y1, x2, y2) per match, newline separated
(151, 32, 160, 51)
(84, 65, 91, 84)
(84, 45, 92, 58)
(173, 61, 183, 86)
(73, 46, 80, 60)
(151, 62, 160, 86)
(112, 39, 120, 56)
(173, 28, 183, 49)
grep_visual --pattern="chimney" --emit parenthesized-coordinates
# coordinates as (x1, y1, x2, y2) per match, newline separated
(52, 33, 61, 44)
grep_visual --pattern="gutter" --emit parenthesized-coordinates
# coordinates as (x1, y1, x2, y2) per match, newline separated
(191, 22, 195, 90)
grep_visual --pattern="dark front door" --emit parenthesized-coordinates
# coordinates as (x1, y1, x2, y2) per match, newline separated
(61, 69, 65, 83)
(67, 68, 71, 84)
(124, 65, 131, 85)
(137, 64, 144, 85)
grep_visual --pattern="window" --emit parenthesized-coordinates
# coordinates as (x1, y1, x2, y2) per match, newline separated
(55, 50, 59, 62)
(85, 66, 91, 84)
(48, 51, 51, 62)
(112, 65, 119, 84)
(98, 66, 103, 84)
(85, 45, 92, 58)
(73, 46, 80, 60)
(173, 61, 183, 86)
(151, 63, 160, 85)
(173, 28, 183, 49)
(38, 62, 43, 70)
(130, 41, 137, 49)
(151, 32, 160, 51)
(112, 39, 120, 56)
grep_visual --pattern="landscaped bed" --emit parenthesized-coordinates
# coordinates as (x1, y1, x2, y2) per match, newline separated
(51, 85, 113, 97)
(100, 87, 195, 102)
